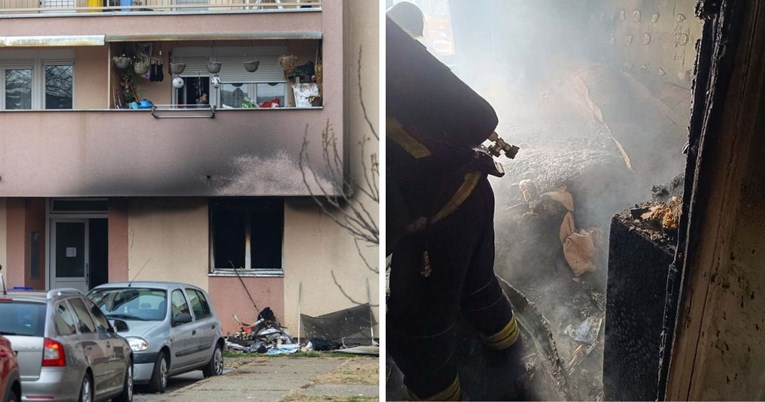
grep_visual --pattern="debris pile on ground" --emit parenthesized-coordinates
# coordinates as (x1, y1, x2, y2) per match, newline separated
(225, 307, 295, 354)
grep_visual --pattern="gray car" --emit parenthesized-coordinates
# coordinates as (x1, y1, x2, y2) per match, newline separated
(87, 282, 224, 393)
(0, 289, 133, 402)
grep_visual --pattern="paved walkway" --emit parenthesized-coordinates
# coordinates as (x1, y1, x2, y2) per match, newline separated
(134, 355, 379, 402)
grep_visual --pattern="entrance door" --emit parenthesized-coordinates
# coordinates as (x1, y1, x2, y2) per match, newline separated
(51, 219, 89, 293)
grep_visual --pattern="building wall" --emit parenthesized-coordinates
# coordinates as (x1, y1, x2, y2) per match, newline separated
(126, 198, 209, 290)
(0, 199, 6, 288)
(208, 276, 284, 336)
(1, 198, 45, 290)
(280, 0, 380, 335)
(75, 46, 110, 109)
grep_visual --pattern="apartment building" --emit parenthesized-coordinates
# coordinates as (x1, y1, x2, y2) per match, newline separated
(0, 0, 379, 336)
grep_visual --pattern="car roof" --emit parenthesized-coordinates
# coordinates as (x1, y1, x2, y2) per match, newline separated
(90, 281, 203, 291)
(2, 289, 84, 303)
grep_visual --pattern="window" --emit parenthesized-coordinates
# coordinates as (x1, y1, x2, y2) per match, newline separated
(0, 302, 46, 337)
(53, 302, 77, 336)
(68, 297, 96, 334)
(90, 287, 167, 321)
(174, 76, 210, 107)
(210, 198, 284, 273)
(0, 57, 74, 110)
(85, 298, 111, 332)
(219, 82, 287, 108)
(45, 65, 73, 109)
(170, 289, 191, 325)
(4, 69, 32, 110)
(186, 289, 212, 319)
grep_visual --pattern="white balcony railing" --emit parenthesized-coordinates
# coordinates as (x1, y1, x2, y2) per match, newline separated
(0, 0, 320, 15)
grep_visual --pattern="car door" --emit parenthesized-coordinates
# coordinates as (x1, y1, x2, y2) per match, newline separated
(184, 288, 216, 366)
(67, 297, 113, 396)
(84, 297, 126, 395)
(168, 289, 196, 372)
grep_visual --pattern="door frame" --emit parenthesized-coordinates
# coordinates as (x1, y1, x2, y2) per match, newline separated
(45, 199, 108, 291)
(49, 218, 90, 292)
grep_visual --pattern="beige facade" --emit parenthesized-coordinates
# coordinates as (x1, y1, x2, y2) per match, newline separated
(0, 199, 6, 283)
(126, 198, 210, 290)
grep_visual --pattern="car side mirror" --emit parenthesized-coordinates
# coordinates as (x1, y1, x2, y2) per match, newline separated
(172, 312, 193, 327)
(113, 319, 129, 332)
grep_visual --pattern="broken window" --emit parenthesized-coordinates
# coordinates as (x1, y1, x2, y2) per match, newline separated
(209, 198, 284, 273)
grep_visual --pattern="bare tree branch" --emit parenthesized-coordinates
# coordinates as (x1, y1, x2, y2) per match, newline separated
(354, 238, 378, 274)
(357, 46, 379, 141)
(299, 45, 379, 305)
(331, 270, 379, 307)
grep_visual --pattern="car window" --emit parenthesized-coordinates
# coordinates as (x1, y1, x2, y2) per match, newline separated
(186, 289, 211, 319)
(171, 289, 191, 322)
(53, 302, 77, 336)
(0, 301, 46, 337)
(89, 288, 167, 321)
(68, 297, 96, 334)
(83, 298, 110, 332)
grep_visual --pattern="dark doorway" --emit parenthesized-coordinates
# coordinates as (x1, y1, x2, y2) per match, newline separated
(89, 218, 108, 289)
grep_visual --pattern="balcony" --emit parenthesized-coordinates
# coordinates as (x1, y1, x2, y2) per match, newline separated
(0, 0, 321, 15)
(0, 33, 344, 197)
(0, 0, 330, 39)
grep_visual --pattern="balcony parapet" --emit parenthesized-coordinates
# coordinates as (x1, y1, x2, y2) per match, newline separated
(0, 0, 321, 17)
(0, 107, 341, 197)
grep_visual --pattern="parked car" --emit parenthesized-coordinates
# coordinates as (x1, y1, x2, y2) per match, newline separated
(88, 282, 224, 393)
(0, 289, 133, 402)
(0, 335, 21, 402)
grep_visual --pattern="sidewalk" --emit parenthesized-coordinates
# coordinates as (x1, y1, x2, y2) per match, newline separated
(135, 354, 379, 402)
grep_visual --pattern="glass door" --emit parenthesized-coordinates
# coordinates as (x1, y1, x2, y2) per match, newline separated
(51, 219, 89, 293)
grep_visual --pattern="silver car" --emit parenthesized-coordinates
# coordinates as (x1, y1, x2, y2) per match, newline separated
(0, 289, 133, 402)
(87, 282, 224, 393)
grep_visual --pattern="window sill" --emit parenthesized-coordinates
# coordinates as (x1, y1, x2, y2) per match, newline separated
(208, 269, 284, 278)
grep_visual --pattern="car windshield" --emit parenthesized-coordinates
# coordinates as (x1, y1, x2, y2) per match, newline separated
(88, 288, 167, 322)
(0, 300, 47, 337)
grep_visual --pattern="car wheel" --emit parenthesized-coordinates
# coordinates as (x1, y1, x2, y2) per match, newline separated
(202, 343, 224, 378)
(148, 351, 169, 393)
(78, 373, 93, 402)
(114, 359, 134, 402)
(6, 386, 20, 402)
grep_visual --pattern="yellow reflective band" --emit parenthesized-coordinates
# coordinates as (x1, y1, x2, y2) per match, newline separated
(432, 171, 482, 224)
(406, 376, 461, 401)
(387, 116, 432, 159)
(485, 315, 520, 350)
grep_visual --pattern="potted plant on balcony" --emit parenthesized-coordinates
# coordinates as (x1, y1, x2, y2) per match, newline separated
(113, 54, 131, 69)
(115, 66, 140, 108)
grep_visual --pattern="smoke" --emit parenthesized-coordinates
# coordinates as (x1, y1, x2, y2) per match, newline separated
(215, 150, 333, 195)
(421, 0, 697, 398)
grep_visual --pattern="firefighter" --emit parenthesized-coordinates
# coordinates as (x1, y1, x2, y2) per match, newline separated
(387, 6, 523, 401)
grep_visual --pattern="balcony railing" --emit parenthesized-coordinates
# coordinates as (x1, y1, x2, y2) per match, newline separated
(0, 0, 320, 15)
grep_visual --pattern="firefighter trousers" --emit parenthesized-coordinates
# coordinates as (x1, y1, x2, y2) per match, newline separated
(388, 176, 517, 400)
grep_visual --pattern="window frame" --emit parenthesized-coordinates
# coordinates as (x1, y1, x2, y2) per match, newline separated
(1, 65, 34, 110)
(217, 80, 289, 109)
(0, 55, 74, 110)
(208, 198, 285, 277)
(53, 301, 77, 336)
(170, 289, 192, 327)
(186, 288, 212, 320)
(67, 297, 97, 334)
(41, 61, 75, 110)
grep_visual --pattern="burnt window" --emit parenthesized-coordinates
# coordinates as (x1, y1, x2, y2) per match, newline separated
(210, 198, 284, 273)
